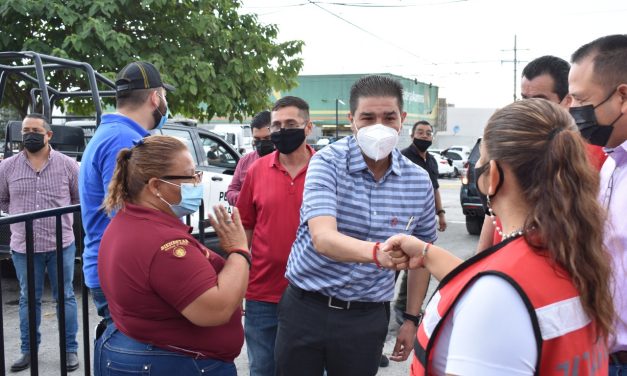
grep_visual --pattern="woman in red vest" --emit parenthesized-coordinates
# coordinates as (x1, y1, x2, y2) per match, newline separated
(385, 99, 614, 375)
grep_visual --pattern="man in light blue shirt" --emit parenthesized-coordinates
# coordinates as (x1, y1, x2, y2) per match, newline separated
(275, 75, 437, 376)
(80, 62, 174, 325)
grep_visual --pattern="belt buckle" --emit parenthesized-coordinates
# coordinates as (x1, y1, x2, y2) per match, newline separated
(328, 296, 349, 310)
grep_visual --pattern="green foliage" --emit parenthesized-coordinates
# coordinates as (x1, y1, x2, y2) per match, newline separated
(0, 0, 303, 121)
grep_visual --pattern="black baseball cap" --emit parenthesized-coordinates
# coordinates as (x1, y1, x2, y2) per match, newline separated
(115, 61, 175, 96)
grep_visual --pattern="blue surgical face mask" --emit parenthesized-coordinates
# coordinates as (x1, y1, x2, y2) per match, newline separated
(158, 180, 204, 218)
(153, 95, 169, 130)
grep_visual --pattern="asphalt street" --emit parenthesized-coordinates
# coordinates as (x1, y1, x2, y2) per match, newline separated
(0, 177, 478, 375)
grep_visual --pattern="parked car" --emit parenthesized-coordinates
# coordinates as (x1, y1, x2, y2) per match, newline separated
(459, 138, 484, 235)
(447, 145, 471, 157)
(441, 149, 467, 177)
(429, 151, 455, 178)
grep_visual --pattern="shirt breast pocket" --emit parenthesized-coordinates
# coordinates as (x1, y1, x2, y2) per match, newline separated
(46, 174, 70, 201)
(9, 175, 36, 198)
(388, 215, 416, 234)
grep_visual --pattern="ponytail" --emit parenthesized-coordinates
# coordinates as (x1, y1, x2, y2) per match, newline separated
(101, 135, 188, 215)
(525, 128, 614, 340)
(103, 148, 133, 215)
(484, 99, 615, 341)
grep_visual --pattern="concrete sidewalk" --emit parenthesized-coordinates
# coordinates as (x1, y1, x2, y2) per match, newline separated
(0, 270, 415, 376)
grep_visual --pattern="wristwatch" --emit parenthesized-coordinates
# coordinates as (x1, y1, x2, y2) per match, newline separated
(436, 209, 446, 215)
(402, 312, 423, 326)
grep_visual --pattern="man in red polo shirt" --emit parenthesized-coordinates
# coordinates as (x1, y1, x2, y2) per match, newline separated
(236, 96, 314, 376)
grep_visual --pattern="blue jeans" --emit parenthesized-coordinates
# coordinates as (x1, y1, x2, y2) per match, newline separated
(245, 300, 278, 376)
(11, 243, 79, 354)
(91, 286, 112, 324)
(94, 323, 236, 376)
(610, 363, 624, 375)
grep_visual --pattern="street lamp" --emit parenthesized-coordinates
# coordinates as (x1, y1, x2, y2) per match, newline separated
(335, 99, 345, 140)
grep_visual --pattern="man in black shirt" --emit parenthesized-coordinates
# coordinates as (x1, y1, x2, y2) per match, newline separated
(396, 120, 446, 325)
(401, 120, 447, 231)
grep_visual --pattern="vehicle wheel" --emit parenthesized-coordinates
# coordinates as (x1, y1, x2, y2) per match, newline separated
(453, 167, 459, 177)
(466, 216, 483, 235)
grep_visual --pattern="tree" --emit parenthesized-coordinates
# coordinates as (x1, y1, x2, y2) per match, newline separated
(0, 0, 304, 121)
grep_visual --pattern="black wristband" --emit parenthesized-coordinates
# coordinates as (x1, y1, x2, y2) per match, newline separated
(436, 209, 446, 215)
(228, 250, 251, 268)
(402, 312, 423, 326)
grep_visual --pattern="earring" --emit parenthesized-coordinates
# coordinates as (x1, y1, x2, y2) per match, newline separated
(487, 195, 503, 238)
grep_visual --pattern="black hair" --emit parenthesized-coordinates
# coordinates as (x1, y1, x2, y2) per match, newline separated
(571, 34, 627, 91)
(349, 75, 404, 114)
(251, 111, 271, 129)
(411, 120, 433, 135)
(24, 113, 51, 131)
(272, 96, 310, 120)
(522, 56, 570, 101)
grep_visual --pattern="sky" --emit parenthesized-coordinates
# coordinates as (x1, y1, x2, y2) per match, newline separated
(239, 0, 626, 108)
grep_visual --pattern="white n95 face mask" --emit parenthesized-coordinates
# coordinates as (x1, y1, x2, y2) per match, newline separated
(356, 124, 399, 161)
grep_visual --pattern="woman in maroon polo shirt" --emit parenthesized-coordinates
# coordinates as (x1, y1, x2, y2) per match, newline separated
(94, 135, 250, 376)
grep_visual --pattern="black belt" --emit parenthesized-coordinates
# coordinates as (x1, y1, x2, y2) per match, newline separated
(610, 351, 627, 364)
(290, 284, 385, 310)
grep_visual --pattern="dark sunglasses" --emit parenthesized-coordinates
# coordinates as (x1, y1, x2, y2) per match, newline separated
(160, 170, 204, 181)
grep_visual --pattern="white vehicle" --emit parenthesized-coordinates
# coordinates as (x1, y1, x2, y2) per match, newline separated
(65, 120, 241, 249)
(442, 149, 468, 177)
(430, 151, 455, 178)
(157, 122, 240, 242)
(201, 123, 254, 155)
(447, 145, 471, 157)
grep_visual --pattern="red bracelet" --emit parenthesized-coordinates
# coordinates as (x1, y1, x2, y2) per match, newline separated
(372, 242, 382, 268)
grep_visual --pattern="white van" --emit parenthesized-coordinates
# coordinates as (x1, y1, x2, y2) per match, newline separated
(201, 123, 254, 155)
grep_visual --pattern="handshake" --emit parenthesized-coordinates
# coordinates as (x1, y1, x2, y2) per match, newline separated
(376, 234, 430, 270)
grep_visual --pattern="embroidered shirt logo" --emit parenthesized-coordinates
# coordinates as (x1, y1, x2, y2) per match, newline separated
(390, 217, 399, 227)
(160, 239, 189, 251)
(173, 247, 187, 258)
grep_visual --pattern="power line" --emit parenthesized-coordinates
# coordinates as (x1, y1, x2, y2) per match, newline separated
(306, 0, 438, 65)
(242, 0, 466, 9)
(315, 0, 467, 8)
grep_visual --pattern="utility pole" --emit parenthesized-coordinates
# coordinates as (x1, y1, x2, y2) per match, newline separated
(501, 35, 528, 101)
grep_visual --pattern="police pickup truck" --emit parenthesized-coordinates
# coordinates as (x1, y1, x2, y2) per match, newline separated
(0, 51, 241, 254)
(2, 119, 240, 252)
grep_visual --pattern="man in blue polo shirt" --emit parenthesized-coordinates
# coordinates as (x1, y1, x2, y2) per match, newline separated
(79, 61, 174, 325)
(275, 75, 437, 376)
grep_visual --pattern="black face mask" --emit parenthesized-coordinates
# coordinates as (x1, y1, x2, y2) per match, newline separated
(569, 89, 622, 147)
(412, 138, 432, 152)
(271, 128, 306, 155)
(23, 132, 46, 153)
(474, 161, 504, 215)
(254, 139, 275, 157)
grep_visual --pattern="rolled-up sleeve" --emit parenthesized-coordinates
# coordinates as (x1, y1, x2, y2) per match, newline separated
(301, 154, 338, 223)
(413, 178, 438, 244)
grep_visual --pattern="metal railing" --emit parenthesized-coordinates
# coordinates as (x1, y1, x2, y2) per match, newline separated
(0, 201, 211, 375)
(0, 204, 85, 376)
